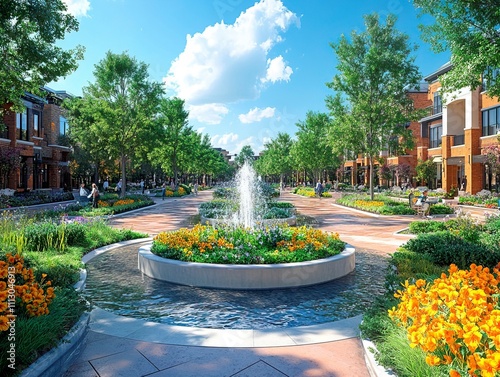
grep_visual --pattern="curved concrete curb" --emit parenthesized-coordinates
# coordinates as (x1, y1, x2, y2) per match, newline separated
(19, 312, 90, 377)
(138, 243, 355, 289)
(362, 339, 397, 377)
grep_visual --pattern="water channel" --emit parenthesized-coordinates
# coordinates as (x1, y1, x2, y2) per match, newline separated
(84, 243, 388, 330)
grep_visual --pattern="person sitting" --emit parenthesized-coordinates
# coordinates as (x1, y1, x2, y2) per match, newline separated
(418, 190, 431, 217)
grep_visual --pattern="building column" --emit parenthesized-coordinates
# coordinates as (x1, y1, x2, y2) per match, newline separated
(441, 135, 453, 192)
(465, 128, 483, 194)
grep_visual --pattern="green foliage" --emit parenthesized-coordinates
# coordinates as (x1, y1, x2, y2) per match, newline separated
(415, 159, 436, 187)
(234, 145, 255, 167)
(414, 0, 500, 98)
(65, 51, 164, 197)
(0, 288, 89, 375)
(0, 0, 84, 113)
(408, 220, 447, 234)
(402, 231, 499, 269)
(254, 133, 294, 184)
(291, 112, 338, 182)
(327, 13, 422, 199)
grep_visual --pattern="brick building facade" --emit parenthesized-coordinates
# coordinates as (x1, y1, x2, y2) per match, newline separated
(341, 62, 500, 195)
(0, 87, 74, 192)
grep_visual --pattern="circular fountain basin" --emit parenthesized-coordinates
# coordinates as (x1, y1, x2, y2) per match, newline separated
(199, 215, 297, 227)
(138, 243, 355, 290)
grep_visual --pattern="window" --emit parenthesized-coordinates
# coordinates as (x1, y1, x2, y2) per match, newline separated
(59, 116, 68, 136)
(33, 112, 41, 137)
(433, 92, 442, 115)
(430, 124, 442, 148)
(16, 107, 28, 140)
(0, 122, 8, 139)
(482, 106, 500, 136)
(482, 67, 500, 92)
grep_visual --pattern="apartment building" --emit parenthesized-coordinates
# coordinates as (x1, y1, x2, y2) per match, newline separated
(341, 62, 500, 195)
(0, 87, 74, 192)
(419, 63, 500, 194)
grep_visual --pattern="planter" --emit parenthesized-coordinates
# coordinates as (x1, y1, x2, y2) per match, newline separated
(138, 243, 355, 290)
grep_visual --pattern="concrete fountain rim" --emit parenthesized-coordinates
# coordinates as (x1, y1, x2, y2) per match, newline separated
(138, 242, 355, 290)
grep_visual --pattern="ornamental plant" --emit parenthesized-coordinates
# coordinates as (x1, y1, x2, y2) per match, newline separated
(152, 224, 345, 264)
(388, 263, 500, 377)
(0, 253, 55, 331)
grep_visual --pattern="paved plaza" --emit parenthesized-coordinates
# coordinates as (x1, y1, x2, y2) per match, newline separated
(56, 189, 423, 377)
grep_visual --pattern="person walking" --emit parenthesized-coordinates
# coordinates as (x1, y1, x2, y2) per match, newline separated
(103, 179, 109, 193)
(193, 182, 198, 196)
(161, 182, 166, 200)
(79, 183, 89, 204)
(87, 183, 99, 208)
(315, 180, 323, 198)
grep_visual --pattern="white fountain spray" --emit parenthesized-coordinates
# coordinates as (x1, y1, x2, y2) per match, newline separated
(232, 161, 264, 229)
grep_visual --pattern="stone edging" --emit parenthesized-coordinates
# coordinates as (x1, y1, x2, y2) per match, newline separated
(19, 312, 90, 377)
(138, 243, 355, 290)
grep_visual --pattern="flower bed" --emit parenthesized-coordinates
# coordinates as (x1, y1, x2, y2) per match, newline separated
(0, 211, 145, 374)
(337, 194, 454, 216)
(151, 224, 345, 264)
(292, 186, 332, 198)
(360, 213, 500, 376)
(0, 191, 75, 209)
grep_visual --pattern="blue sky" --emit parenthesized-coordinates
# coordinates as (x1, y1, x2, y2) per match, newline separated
(52, 0, 450, 157)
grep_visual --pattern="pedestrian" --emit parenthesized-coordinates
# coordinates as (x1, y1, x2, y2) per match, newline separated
(461, 175, 467, 191)
(315, 180, 323, 198)
(161, 182, 166, 200)
(87, 183, 99, 208)
(79, 183, 89, 204)
(116, 179, 122, 193)
(193, 182, 198, 196)
(140, 179, 145, 194)
(103, 179, 109, 192)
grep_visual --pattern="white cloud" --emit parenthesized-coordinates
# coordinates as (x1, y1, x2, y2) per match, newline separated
(262, 56, 293, 83)
(188, 103, 229, 125)
(164, 0, 299, 105)
(63, 0, 91, 17)
(239, 107, 275, 124)
(211, 133, 239, 147)
(196, 127, 205, 134)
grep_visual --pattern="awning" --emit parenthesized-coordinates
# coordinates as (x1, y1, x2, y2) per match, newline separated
(432, 156, 442, 163)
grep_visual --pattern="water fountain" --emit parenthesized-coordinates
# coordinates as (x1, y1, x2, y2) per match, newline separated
(200, 161, 296, 227)
(138, 161, 355, 289)
(231, 161, 262, 228)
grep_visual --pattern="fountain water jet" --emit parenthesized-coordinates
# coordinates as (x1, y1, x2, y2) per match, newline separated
(232, 161, 264, 229)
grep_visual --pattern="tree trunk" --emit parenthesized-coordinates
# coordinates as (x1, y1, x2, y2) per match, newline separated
(369, 156, 374, 200)
(121, 154, 126, 198)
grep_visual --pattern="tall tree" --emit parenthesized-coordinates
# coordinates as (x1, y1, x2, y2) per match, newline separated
(0, 0, 84, 112)
(291, 111, 337, 184)
(326, 13, 422, 199)
(149, 97, 191, 186)
(66, 51, 164, 196)
(256, 133, 294, 188)
(234, 145, 255, 167)
(414, 0, 500, 97)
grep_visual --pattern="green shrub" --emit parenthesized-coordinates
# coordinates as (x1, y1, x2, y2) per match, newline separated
(23, 221, 63, 251)
(408, 220, 447, 234)
(429, 204, 454, 215)
(179, 183, 191, 195)
(402, 232, 498, 269)
(263, 207, 291, 219)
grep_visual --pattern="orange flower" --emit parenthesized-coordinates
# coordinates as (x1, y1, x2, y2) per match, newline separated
(0, 316, 9, 331)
